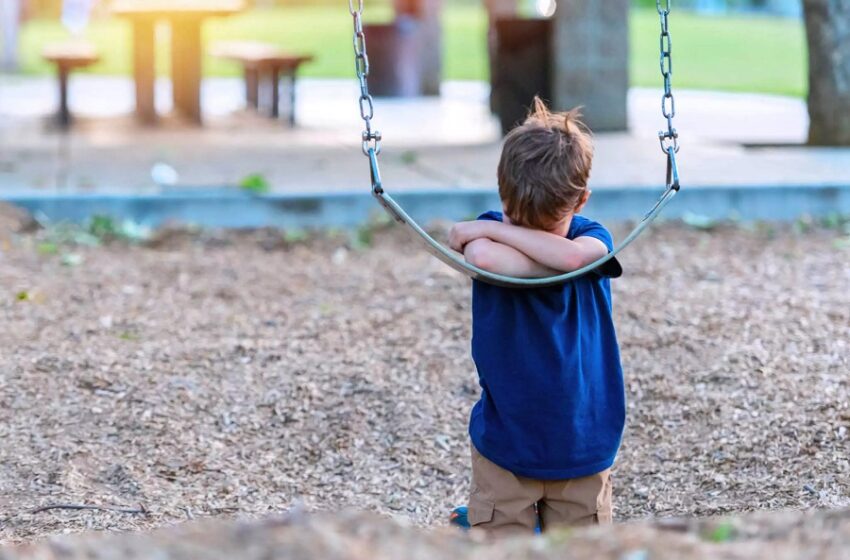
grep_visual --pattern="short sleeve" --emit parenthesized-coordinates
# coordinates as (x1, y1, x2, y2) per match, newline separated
(570, 216, 623, 278)
(477, 211, 503, 222)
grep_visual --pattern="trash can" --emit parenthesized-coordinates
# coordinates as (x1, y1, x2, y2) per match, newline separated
(363, 16, 426, 97)
(490, 17, 552, 134)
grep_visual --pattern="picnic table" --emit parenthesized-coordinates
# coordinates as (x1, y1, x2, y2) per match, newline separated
(112, 0, 244, 124)
(211, 41, 314, 125)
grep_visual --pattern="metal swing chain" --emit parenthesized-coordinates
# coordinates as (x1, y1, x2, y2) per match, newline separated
(657, 0, 680, 155)
(351, 1, 679, 193)
(349, 0, 384, 194)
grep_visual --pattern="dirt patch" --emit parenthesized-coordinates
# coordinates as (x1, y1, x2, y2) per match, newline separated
(0, 220, 848, 543)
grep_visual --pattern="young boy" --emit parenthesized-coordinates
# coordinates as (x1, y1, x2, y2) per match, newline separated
(447, 98, 624, 535)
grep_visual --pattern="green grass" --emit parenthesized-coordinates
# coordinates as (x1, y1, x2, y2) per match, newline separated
(18, 6, 806, 97)
(631, 10, 807, 96)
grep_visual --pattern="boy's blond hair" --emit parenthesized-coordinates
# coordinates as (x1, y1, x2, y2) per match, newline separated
(497, 97, 594, 231)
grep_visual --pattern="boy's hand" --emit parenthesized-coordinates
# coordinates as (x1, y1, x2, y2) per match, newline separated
(449, 221, 491, 252)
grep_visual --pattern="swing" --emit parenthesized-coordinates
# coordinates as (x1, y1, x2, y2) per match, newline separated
(348, 0, 681, 288)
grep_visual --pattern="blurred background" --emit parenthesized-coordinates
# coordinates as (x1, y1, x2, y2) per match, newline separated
(0, 0, 810, 94)
(0, 0, 847, 224)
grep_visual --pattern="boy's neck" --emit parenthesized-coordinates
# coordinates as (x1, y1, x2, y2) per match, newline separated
(501, 209, 575, 236)
(549, 213, 574, 237)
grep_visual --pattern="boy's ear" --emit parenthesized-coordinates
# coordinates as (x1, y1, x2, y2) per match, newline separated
(575, 190, 591, 212)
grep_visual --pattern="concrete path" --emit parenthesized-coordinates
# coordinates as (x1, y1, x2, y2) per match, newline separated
(0, 76, 848, 196)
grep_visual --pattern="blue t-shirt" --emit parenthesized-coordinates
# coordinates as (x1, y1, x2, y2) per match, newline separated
(469, 211, 625, 480)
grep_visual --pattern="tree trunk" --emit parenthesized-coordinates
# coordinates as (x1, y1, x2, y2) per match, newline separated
(802, 0, 850, 145)
(551, 0, 629, 132)
(394, 0, 442, 95)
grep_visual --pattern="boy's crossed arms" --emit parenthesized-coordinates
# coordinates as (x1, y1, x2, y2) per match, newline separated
(448, 216, 608, 279)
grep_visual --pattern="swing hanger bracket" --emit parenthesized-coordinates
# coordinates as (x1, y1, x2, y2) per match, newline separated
(362, 130, 382, 156)
(659, 128, 679, 154)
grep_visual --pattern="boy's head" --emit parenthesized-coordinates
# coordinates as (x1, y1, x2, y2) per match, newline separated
(498, 97, 594, 232)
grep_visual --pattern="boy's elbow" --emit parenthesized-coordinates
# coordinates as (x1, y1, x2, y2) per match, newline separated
(552, 255, 582, 273)
(558, 245, 607, 272)
(465, 239, 495, 270)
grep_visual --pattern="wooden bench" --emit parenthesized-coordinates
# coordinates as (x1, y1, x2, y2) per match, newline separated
(212, 42, 313, 125)
(41, 42, 99, 129)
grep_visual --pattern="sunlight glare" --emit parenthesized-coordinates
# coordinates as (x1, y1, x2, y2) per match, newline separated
(535, 0, 557, 18)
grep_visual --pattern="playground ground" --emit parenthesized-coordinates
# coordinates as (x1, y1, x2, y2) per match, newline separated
(1, 208, 847, 543)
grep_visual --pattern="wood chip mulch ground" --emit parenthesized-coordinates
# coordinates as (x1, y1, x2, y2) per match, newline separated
(0, 210, 848, 543)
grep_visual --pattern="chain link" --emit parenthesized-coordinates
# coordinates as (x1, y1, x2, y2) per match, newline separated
(656, 0, 679, 153)
(349, 0, 382, 164)
(348, 0, 363, 17)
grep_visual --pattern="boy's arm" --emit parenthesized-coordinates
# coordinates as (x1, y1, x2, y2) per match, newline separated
(463, 238, 559, 278)
(451, 220, 607, 272)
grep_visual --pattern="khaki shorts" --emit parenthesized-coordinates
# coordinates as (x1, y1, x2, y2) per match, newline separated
(468, 443, 613, 536)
